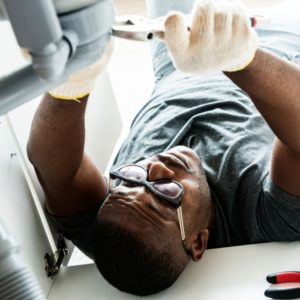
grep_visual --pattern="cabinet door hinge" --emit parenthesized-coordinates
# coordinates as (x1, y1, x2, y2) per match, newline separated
(44, 233, 69, 278)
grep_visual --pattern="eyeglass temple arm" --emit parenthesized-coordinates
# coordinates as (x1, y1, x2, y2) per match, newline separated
(177, 206, 186, 249)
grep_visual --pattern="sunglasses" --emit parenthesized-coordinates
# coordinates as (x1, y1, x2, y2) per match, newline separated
(110, 164, 187, 252)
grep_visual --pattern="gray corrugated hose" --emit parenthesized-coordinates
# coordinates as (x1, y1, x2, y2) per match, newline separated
(0, 220, 46, 300)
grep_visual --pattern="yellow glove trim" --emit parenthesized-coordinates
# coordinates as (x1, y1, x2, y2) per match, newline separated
(227, 50, 257, 73)
(48, 92, 90, 102)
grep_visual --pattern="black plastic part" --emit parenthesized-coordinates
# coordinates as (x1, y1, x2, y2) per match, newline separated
(265, 287, 300, 299)
(266, 273, 278, 284)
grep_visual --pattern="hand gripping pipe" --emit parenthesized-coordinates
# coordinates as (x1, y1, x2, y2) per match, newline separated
(0, 220, 45, 300)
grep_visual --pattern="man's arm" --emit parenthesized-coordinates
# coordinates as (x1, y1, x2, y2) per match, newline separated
(226, 48, 300, 197)
(27, 94, 107, 216)
(161, 0, 300, 198)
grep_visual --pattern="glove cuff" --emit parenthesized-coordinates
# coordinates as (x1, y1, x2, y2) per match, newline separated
(48, 40, 114, 101)
(48, 80, 95, 101)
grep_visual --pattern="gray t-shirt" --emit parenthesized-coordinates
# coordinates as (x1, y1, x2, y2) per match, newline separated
(112, 69, 300, 248)
(50, 27, 300, 258)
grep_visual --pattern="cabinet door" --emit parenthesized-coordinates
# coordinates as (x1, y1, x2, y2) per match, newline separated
(0, 116, 54, 296)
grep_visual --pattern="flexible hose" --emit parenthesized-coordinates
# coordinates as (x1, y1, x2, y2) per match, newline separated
(0, 220, 45, 300)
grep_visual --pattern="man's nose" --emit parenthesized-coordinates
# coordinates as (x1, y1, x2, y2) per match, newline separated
(147, 161, 175, 181)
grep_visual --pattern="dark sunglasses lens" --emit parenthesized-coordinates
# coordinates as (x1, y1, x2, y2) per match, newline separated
(152, 181, 182, 198)
(118, 165, 146, 180)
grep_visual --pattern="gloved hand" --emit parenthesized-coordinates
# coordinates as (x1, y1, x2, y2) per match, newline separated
(160, 0, 258, 74)
(48, 40, 113, 101)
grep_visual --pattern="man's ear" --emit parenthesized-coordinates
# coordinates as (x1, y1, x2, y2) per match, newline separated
(190, 229, 209, 261)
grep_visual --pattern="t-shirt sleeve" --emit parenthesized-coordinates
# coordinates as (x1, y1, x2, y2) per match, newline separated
(256, 175, 300, 241)
(48, 202, 102, 259)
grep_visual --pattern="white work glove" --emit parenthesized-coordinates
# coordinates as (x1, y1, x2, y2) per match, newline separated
(160, 0, 258, 74)
(48, 40, 113, 101)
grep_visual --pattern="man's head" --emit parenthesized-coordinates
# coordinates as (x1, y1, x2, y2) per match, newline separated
(94, 146, 214, 295)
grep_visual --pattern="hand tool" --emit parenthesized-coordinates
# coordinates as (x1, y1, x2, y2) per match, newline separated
(265, 271, 300, 299)
(112, 15, 270, 42)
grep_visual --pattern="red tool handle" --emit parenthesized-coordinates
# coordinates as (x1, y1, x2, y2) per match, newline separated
(267, 271, 300, 284)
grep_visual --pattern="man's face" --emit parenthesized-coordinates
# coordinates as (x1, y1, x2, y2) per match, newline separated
(98, 145, 210, 255)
